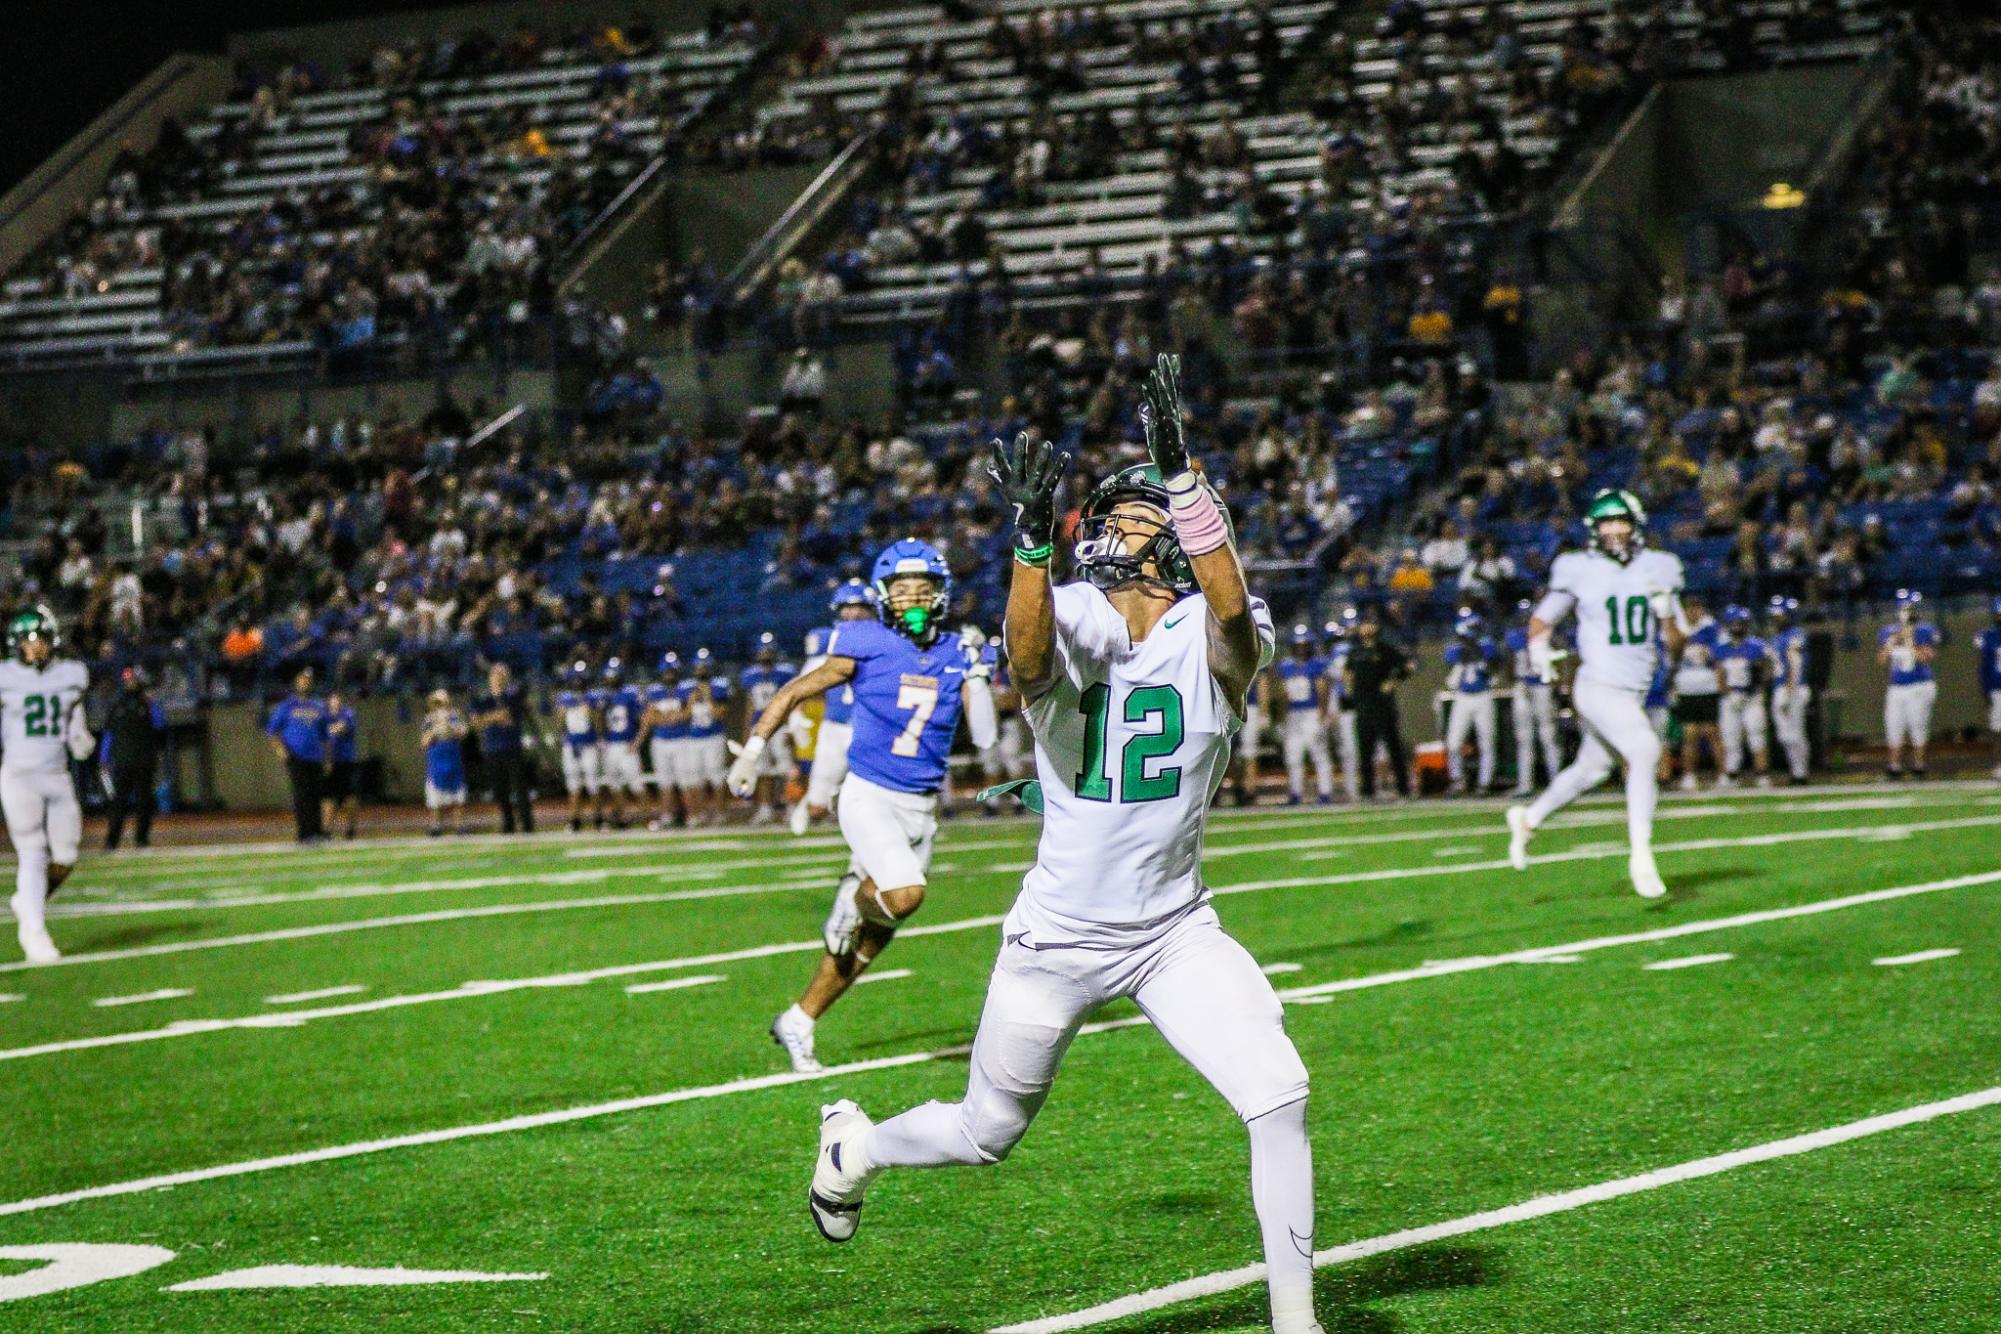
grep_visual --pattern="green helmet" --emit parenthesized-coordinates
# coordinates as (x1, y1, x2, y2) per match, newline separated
(6, 607, 59, 662)
(1073, 463, 1210, 595)
(1584, 488, 1646, 562)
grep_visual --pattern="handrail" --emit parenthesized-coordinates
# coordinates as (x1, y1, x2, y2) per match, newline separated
(727, 126, 878, 304)
(0, 55, 201, 235)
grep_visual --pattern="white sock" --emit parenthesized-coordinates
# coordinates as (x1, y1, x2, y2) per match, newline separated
(861, 1101, 986, 1170)
(1249, 1099, 1317, 1334)
(783, 1003, 814, 1031)
(13, 848, 48, 935)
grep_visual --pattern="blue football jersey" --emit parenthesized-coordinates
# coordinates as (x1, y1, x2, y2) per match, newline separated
(646, 683, 688, 740)
(678, 678, 729, 737)
(1444, 637, 1498, 692)
(1978, 627, 2001, 693)
(739, 663, 796, 716)
(601, 685, 643, 743)
(555, 690, 599, 748)
(1771, 626, 1809, 688)
(1714, 635, 1768, 693)
(1645, 652, 1671, 711)
(825, 620, 969, 794)
(1878, 622, 1939, 686)
(1275, 656, 1323, 711)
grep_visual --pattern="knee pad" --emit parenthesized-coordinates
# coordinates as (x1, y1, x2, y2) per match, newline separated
(959, 1086, 1037, 1164)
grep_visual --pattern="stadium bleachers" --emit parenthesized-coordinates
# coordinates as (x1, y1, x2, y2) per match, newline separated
(0, 25, 764, 366)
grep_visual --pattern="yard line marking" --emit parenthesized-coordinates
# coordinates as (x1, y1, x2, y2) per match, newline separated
(623, 974, 726, 995)
(1873, 948, 1960, 967)
(0, 868, 1992, 1212)
(90, 989, 191, 1008)
(988, 1084, 2001, 1333)
(1260, 963, 1302, 975)
(0, 995, 21, 1004)
(168, 1265, 546, 1291)
(1432, 845, 1480, 858)
(1520, 954, 1582, 964)
(10, 813, 2001, 974)
(1643, 953, 1735, 971)
(855, 968, 914, 985)
(265, 986, 367, 1005)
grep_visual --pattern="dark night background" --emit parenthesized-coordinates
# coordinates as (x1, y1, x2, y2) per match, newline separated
(4, 0, 475, 197)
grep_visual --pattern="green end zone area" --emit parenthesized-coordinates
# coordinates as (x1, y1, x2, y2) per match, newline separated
(1, 787, 1997, 1331)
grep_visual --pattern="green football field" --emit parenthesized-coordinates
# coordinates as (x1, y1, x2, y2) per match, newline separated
(2, 784, 1999, 1332)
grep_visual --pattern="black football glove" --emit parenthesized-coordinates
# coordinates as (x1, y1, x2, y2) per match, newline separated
(986, 431, 1071, 553)
(1139, 352, 1189, 479)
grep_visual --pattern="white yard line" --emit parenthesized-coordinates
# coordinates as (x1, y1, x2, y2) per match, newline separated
(89, 989, 191, 1008)
(622, 974, 726, 996)
(1643, 953, 1735, 971)
(10, 812, 2001, 974)
(988, 1084, 2001, 1333)
(1873, 948, 1961, 967)
(0, 864, 1994, 1077)
(854, 968, 914, 985)
(264, 985, 367, 1006)
(1260, 963, 1302, 976)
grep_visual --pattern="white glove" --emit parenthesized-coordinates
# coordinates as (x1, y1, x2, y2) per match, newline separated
(1526, 635, 1555, 682)
(1647, 587, 1677, 626)
(68, 725, 96, 763)
(724, 734, 765, 798)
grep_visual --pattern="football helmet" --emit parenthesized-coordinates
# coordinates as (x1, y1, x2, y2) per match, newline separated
(1073, 463, 1216, 596)
(6, 607, 59, 664)
(1584, 488, 1647, 563)
(871, 539, 951, 640)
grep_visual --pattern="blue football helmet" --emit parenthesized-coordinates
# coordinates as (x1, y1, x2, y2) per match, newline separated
(1289, 623, 1316, 645)
(1895, 588, 1923, 621)
(1322, 618, 1345, 641)
(1723, 604, 1752, 628)
(566, 659, 590, 686)
(871, 538, 951, 640)
(829, 579, 873, 614)
(601, 658, 624, 684)
(692, 647, 714, 675)
(658, 651, 681, 677)
(1454, 607, 1483, 637)
(1767, 595, 1798, 623)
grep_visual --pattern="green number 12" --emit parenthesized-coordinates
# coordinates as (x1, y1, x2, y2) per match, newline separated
(1075, 683, 1186, 803)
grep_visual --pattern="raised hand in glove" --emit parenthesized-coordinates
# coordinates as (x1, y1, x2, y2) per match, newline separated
(986, 431, 1070, 556)
(724, 735, 765, 798)
(1139, 352, 1189, 479)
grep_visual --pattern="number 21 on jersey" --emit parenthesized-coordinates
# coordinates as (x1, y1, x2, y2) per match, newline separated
(1075, 682, 1184, 803)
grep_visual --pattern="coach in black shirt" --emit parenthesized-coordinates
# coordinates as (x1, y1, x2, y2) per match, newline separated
(472, 662, 534, 834)
(1343, 609, 1413, 799)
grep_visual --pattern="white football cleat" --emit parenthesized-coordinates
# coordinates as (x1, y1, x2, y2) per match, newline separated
(1755, 773, 1773, 788)
(1504, 804, 1533, 872)
(1714, 773, 1736, 790)
(787, 799, 811, 837)
(770, 1007, 824, 1074)
(809, 1099, 875, 1243)
(10, 896, 58, 966)
(1629, 848, 1667, 900)
(1678, 774, 1698, 792)
(822, 872, 864, 956)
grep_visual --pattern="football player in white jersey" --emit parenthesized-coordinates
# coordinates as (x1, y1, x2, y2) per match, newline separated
(807, 357, 1323, 1334)
(1505, 490, 1687, 899)
(0, 608, 92, 964)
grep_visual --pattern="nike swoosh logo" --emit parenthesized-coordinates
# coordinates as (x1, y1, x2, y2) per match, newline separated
(1163, 614, 1188, 629)
(1289, 1226, 1314, 1260)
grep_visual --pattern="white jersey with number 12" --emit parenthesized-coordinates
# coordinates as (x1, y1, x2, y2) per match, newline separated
(1013, 582, 1275, 947)
(1535, 548, 1685, 693)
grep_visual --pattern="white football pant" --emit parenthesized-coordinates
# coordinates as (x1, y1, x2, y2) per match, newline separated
(1445, 691, 1495, 790)
(1, 767, 81, 937)
(1525, 679, 1661, 851)
(1719, 692, 1768, 775)
(1512, 683, 1561, 787)
(805, 720, 853, 810)
(1884, 681, 1937, 751)
(1280, 711, 1333, 799)
(1770, 686, 1811, 780)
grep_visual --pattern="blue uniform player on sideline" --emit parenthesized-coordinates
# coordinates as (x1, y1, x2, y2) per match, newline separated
(553, 661, 602, 832)
(265, 669, 330, 843)
(421, 689, 469, 837)
(678, 649, 730, 826)
(642, 653, 688, 830)
(731, 538, 999, 1074)
(738, 633, 798, 824)
(1263, 625, 1332, 804)
(1876, 588, 1940, 779)
(1443, 608, 1502, 793)
(1977, 595, 2001, 783)
(1713, 604, 1772, 787)
(789, 580, 877, 835)
(1767, 597, 1812, 784)
(324, 692, 360, 839)
(598, 659, 646, 828)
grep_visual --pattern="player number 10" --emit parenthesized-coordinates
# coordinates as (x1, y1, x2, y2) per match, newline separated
(1603, 595, 1651, 646)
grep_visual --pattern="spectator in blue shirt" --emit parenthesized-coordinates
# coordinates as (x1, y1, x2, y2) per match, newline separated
(265, 669, 330, 842)
(422, 689, 470, 837)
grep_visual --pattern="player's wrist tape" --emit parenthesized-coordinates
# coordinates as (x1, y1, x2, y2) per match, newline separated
(1164, 470, 1229, 557)
(1013, 541, 1053, 567)
(737, 733, 767, 762)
